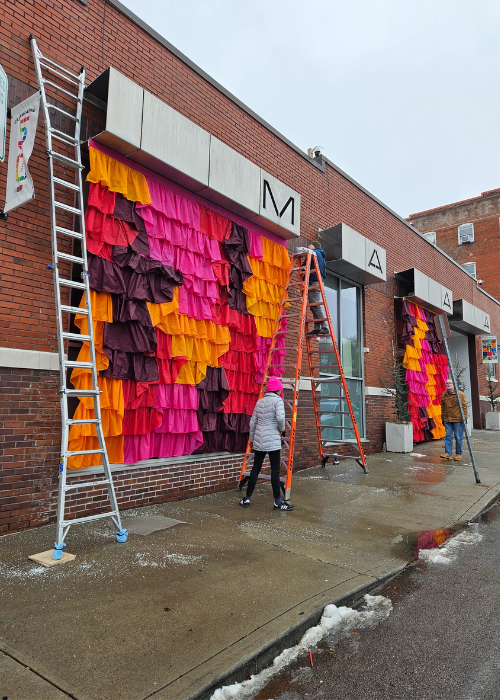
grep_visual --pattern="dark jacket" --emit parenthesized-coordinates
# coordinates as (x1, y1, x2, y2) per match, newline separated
(310, 247, 326, 284)
(441, 390, 468, 422)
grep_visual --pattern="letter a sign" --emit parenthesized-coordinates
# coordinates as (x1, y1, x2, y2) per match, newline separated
(4, 92, 40, 214)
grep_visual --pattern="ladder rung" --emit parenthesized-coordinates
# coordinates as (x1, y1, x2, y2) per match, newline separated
(49, 151, 82, 169)
(308, 286, 320, 290)
(56, 225, 83, 240)
(62, 332, 91, 342)
(60, 305, 88, 315)
(291, 266, 306, 272)
(54, 200, 82, 215)
(51, 130, 78, 146)
(64, 360, 93, 369)
(305, 318, 328, 323)
(62, 511, 119, 528)
(47, 102, 79, 121)
(322, 453, 360, 460)
(64, 479, 112, 492)
(53, 177, 79, 192)
(65, 389, 100, 397)
(307, 302, 324, 307)
(57, 251, 84, 264)
(43, 78, 80, 101)
(39, 55, 81, 81)
(287, 282, 305, 288)
(239, 472, 285, 483)
(58, 278, 86, 290)
(40, 61, 80, 86)
(66, 449, 105, 456)
(67, 419, 100, 425)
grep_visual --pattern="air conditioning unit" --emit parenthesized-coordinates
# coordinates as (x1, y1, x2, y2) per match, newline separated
(460, 233, 474, 244)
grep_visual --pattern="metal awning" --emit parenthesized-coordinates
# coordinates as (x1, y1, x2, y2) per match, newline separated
(449, 299, 491, 335)
(396, 267, 453, 315)
(84, 68, 301, 240)
(317, 223, 387, 285)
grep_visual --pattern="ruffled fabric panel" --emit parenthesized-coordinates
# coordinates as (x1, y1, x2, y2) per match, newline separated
(69, 146, 290, 468)
(401, 300, 449, 442)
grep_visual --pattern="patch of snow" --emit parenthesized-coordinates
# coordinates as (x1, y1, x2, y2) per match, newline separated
(419, 524, 482, 565)
(210, 594, 392, 700)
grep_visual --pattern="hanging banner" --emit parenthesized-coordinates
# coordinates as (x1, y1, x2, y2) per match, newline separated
(3, 91, 40, 213)
(0, 64, 7, 163)
(482, 335, 498, 364)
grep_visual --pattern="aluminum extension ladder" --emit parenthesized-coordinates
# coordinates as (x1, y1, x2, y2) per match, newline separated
(30, 36, 127, 558)
(238, 250, 367, 501)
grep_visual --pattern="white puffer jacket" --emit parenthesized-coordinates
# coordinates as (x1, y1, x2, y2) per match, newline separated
(249, 392, 286, 452)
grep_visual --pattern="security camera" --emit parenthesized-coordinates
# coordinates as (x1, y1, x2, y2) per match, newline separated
(477, 280, 483, 285)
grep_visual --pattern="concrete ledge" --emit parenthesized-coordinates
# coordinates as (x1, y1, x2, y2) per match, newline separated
(0, 347, 60, 371)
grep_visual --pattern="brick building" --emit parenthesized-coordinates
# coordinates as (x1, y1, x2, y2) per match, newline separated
(1, 0, 499, 535)
(408, 189, 500, 301)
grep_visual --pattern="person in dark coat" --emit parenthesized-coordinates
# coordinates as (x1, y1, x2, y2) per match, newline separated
(306, 241, 329, 336)
(239, 376, 294, 511)
(440, 378, 468, 461)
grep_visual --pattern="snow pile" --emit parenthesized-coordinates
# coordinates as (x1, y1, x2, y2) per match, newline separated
(419, 523, 482, 565)
(210, 594, 392, 700)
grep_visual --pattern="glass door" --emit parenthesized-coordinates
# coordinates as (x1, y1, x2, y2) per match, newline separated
(319, 276, 364, 440)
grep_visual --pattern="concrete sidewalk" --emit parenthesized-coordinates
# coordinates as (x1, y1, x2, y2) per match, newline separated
(1, 431, 500, 700)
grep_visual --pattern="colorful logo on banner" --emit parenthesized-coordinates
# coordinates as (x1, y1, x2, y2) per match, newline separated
(3, 91, 40, 214)
(482, 335, 498, 364)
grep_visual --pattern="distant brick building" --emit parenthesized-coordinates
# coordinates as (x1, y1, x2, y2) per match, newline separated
(408, 189, 500, 301)
(1, 0, 499, 534)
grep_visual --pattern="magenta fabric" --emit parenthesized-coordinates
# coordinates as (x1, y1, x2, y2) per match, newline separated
(247, 231, 263, 260)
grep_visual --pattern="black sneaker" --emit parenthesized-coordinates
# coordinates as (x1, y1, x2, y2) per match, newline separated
(316, 328, 330, 336)
(274, 501, 294, 511)
(239, 498, 251, 508)
(306, 329, 319, 337)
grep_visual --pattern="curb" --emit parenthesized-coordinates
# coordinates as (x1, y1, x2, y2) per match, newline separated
(184, 488, 500, 700)
(184, 564, 407, 700)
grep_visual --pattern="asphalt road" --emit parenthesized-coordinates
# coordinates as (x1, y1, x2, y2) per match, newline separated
(253, 503, 500, 700)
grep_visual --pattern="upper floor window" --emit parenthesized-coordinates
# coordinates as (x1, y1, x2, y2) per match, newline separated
(423, 231, 436, 245)
(458, 223, 474, 244)
(462, 261, 476, 278)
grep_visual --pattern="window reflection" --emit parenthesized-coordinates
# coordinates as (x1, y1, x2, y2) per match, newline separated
(341, 282, 361, 378)
(319, 274, 364, 439)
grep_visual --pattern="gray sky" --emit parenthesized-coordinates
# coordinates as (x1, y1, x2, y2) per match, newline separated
(122, 0, 499, 218)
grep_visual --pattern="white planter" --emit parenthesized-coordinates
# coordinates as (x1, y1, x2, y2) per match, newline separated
(485, 412, 500, 430)
(385, 422, 413, 453)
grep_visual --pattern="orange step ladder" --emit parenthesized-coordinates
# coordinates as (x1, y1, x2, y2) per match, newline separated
(237, 250, 367, 501)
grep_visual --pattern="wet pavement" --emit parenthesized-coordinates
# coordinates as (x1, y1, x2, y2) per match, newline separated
(1, 430, 500, 700)
(254, 503, 500, 700)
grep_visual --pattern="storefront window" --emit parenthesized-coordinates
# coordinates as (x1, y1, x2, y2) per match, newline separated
(319, 275, 364, 440)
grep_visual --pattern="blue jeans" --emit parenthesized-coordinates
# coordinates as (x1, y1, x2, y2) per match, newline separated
(444, 421, 464, 456)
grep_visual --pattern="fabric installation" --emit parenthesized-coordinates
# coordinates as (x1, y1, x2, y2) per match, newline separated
(401, 300, 449, 442)
(68, 147, 289, 468)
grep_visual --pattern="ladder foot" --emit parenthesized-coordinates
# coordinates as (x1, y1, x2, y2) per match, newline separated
(116, 529, 128, 543)
(356, 459, 368, 474)
(52, 542, 66, 560)
(237, 477, 249, 492)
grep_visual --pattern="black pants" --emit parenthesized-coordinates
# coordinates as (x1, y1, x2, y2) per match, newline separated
(246, 449, 281, 500)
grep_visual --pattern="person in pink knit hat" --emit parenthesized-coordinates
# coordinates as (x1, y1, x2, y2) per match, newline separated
(239, 376, 294, 511)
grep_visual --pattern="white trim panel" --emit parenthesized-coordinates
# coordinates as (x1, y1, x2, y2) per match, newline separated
(0, 347, 60, 371)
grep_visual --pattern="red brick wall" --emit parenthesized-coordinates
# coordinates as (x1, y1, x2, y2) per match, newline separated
(2, 0, 500, 533)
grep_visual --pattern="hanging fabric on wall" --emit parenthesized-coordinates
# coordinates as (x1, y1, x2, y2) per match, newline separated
(402, 300, 448, 442)
(67, 146, 290, 468)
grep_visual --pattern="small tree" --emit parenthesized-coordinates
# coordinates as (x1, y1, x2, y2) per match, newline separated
(485, 365, 500, 412)
(382, 342, 411, 423)
(452, 353, 468, 393)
